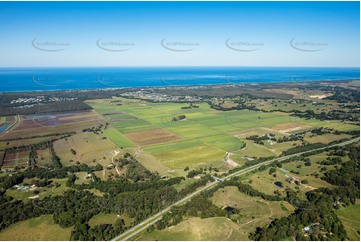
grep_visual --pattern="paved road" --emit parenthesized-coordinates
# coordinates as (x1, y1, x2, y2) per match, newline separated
(112, 137, 359, 241)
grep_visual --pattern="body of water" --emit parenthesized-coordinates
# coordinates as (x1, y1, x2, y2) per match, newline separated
(0, 67, 359, 92)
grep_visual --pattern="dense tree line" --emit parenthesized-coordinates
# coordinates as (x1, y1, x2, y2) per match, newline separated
(209, 101, 261, 112)
(68, 175, 182, 195)
(282, 142, 326, 156)
(155, 195, 227, 230)
(172, 114, 186, 121)
(32, 178, 52, 187)
(223, 179, 283, 201)
(321, 146, 359, 188)
(249, 207, 346, 240)
(0, 190, 13, 205)
(291, 109, 359, 122)
(0, 131, 75, 143)
(277, 133, 304, 143)
(186, 169, 204, 178)
(318, 157, 342, 166)
(125, 158, 157, 182)
(178, 175, 213, 197)
(325, 86, 360, 103)
(82, 124, 107, 134)
(0, 100, 92, 116)
(71, 222, 124, 241)
(0, 179, 181, 240)
(0, 88, 135, 116)
(225, 156, 276, 177)
(0, 190, 102, 231)
(0, 163, 104, 190)
(246, 134, 276, 145)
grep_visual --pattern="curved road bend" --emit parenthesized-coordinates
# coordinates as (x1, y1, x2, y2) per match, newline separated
(112, 137, 360, 241)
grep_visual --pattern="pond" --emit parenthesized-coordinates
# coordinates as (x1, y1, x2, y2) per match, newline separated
(274, 181, 283, 187)
(223, 206, 239, 214)
(0, 123, 9, 132)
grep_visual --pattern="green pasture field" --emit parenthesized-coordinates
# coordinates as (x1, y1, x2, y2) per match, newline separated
(247, 95, 356, 115)
(172, 178, 200, 191)
(0, 142, 6, 151)
(307, 151, 350, 163)
(281, 151, 349, 178)
(6, 178, 68, 202)
(91, 98, 357, 137)
(85, 188, 104, 197)
(210, 186, 294, 224)
(104, 128, 134, 148)
(91, 100, 289, 139)
(106, 113, 136, 120)
(228, 153, 248, 165)
(216, 111, 293, 132)
(0, 171, 8, 178)
(241, 149, 344, 200)
(167, 123, 222, 139)
(141, 217, 248, 241)
(234, 140, 276, 158)
(141, 186, 294, 241)
(303, 133, 352, 144)
(144, 140, 225, 170)
(35, 148, 52, 167)
(129, 148, 172, 175)
(53, 132, 119, 166)
(0, 215, 72, 241)
(88, 98, 357, 174)
(84, 99, 124, 114)
(93, 168, 119, 181)
(52, 138, 77, 165)
(277, 165, 333, 195)
(112, 119, 151, 133)
(88, 213, 134, 228)
(282, 160, 332, 177)
(252, 99, 330, 113)
(241, 169, 291, 197)
(197, 134, 245, 152)
(74, 172, 91, 185)
(232, 127, 285, 139)
(335, 202, 360, 241)
(263, 141, 303, 156)
(298, 119, 359, 132)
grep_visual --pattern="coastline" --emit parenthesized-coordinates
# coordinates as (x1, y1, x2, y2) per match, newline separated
(0, 78, 359, 94)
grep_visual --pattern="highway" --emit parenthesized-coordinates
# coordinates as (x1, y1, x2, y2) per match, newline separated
(112, 137, 359, 241)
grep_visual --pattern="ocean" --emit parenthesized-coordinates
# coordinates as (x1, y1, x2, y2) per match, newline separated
(0, 67, 359, 92)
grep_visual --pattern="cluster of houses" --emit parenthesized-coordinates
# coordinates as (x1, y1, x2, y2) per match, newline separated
(10, 96, 76, 105)
(0, 168, 15, 173)
(285, 176, 301, 185)
(14, 184, 37, 191)
(303, 222, 321, 235)
(121, 90, 200, 102)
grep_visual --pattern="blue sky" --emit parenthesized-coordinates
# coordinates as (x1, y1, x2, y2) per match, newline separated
(0, 1, 359, 67)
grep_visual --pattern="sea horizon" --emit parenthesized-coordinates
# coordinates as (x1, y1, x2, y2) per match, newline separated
(0, 66, 359, 93)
